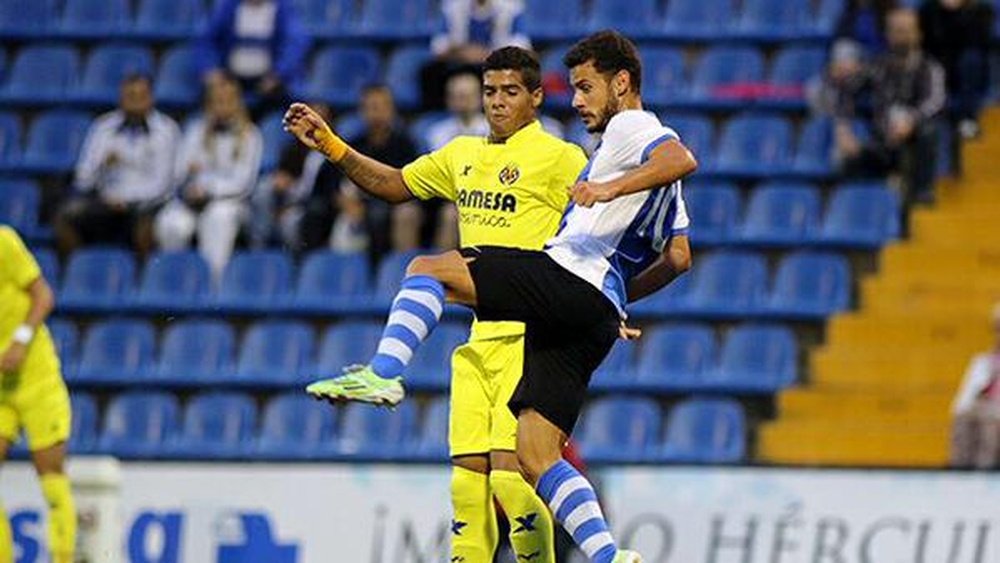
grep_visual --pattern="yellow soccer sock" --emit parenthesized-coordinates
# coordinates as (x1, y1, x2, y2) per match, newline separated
(490, 470, 556, 563)
(450, 466, 498, 563)
(40, 473, 76, 563)
(0, 499, 13, 563)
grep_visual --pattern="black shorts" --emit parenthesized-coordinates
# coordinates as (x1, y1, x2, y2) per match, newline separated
(461, 246, 620, 436)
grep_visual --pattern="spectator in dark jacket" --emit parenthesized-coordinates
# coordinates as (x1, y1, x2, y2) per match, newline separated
(919, 0, 995, 139)
(836, 0, 898, 55)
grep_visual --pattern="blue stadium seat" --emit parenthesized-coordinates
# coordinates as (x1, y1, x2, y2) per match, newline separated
(172, 392, 257, 459)
(636, 323, 717, 391)
(74, 45, 155, 106)
(290, 251, 371, 314)
(660, 398, 745, 463)
(761, 46, 826, 109)
(48, 318, 78, 377)
(314, 321, 382, 374)
(60, 248, 136, 311)
(375, 250, 420, 300)
(70, 393, 99, 454)
(358, 0, 434, 39)
(0, 180, 39, 234)
(684, 181, 740, 246)
(662, 114, 713, 168)
(256, 393, 337, 460)
(258, 111, 287, 171)
(684, 252, 768, 317)
(331, 402, 418, 460)
(641, 48, 687, 106)
(58, 0, 131, 39)
(818, 183, 901, 248)
(153, 320, 235, 385)
(792, 117, 834, 177)
(767, 252, 850, 319)
(0, 113, 22, 169)
(133, 0, 204, 40)
(711, 114, 792, 177)
(295, 0, 355, 38)
(304, 47, 381, 107)
(661, 0, 734, 40)
(577, 397, 661, 463)
(0, 0, 58, 38)
(706, 325, 796, 393)
(410, 111, 449, 152)
(333, 112, 367, 143)
(155, 46, 201, 108)
(33, 247, 60, 289)
(589, 340, 639, 391)
(588, 0, 660, 36)
(0, 45, 80, 105)
(234, 321, 315, 386)
(76, 319, 155, 384)
(386, 47, 431, 111)
(407, 323, 470, 390)
(20, 110, 91, 174)
(99, 392, 180, 458)
(731, 0, 807, 41)
(628, 270, 693, 317)
(215, 250, 294, 313)
(413, 396, 449, 461)
(133, 251, 212, 312)
(738, 182, 821, 246)
(804, 0, 845, 38)
(687, 47, 765, 109)
(523, 0, 584, 40)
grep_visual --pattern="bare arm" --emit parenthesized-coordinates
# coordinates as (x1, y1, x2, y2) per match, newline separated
(627, 235, 692, 303)
(283, 103, 413, 204)
(0, 276, 55, 373)
(571, 139, 697, 207)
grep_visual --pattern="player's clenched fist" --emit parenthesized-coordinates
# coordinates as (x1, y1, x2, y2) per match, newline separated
(283, 102, 349, 162)
(570, 179, 621, 208)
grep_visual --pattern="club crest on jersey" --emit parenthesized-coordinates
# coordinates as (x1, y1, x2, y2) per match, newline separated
(498, 163, 520, 186)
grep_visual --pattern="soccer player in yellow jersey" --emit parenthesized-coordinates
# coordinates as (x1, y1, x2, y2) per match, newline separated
(284, 47, 585, 562)
(0, 226, 76, 563)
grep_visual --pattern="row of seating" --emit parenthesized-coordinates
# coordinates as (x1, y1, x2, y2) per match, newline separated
(13, 391, 745, 463)
(50, 318, 798, 394)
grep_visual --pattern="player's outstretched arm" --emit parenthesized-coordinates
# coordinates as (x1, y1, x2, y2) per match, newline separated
(283, 103, 413, 203)
(571, 139, 697, 207)
(626, 235, 692, 304)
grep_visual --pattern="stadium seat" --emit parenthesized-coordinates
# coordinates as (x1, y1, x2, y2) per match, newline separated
(0, 45, 80, 105)
(577, 397, 661, 462)
(314, 321, 382, 374)
(60, 248, 136, 311)
(258, 111, 287, 171)
(48, 318, 79, 378)
(413, 396, 449, 461)
(386, 46, 431, 110)
(588, 0, 660, 36)
(155, 46, 201, 107)
(661, 0, 734, 41)
(58, 0, 130, 39)
(33, 247, 60, 289)
(767, 252, 851, 318)
(641, 48, 687, 106)
(683, 252, 769, 317)
(99, 392, 180, 458)
(76, 319, 155, 384)
(290, 251, 371, 314)
(817, 183, 901, 248)
(295, 0, 355, 38)
(811, 0, 846, 37)
(684, 181, 740, 246)
(410, 111, 450, 152)
(523, 0, 584, 40)
(69, 393, 99, 454)
(256, 393, 337, 460)
(0, 0, 58, 38)
(628, 269, 693, 317)
(215, 250, 294, 313)
(375, 250, 421, 300)
(731, 0, 807, 41)
(706, 324, 797, 393)
(19, 110, 91, 174)
(74, 45, 155, 106)
(133, 0, 204, 40)
(172, 392, 257, 459)
(234, 321, 315, 386)
(358, 0, 434, 39)
(133, 251, 212, 312)
(711, 114, 792, 177)
(331, 402, 418, 460)
(687, 47, 766, 109)
(635, 323, 718, 391)
(0, 113, 22, 169)
(662, 114, 713, 168)
(153, 320, 235, 385)
(590, 340, 639, 391)
(761, 46, 826, 109)
(304, 47, 381, 107)
(332, 112, 367, 143)
(0, 180, 39, 234)
(792, 117, 834, 177)
(407, 323, 470, 390)
(660, 398, 746, 463)
(738, 182, 821, 246)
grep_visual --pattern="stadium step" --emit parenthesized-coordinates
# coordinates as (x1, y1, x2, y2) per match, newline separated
(757, 106, 1000, 468)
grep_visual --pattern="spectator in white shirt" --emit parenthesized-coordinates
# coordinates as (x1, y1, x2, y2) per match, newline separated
(426, 72, 490, 150)
(155, 75, 262, 282)
(57, 74, 180, 257)
(951, 302, 1000, 469)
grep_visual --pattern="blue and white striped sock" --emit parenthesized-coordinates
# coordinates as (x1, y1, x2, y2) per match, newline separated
(536, 460, 617, 563)
(370, 275, 445, 378)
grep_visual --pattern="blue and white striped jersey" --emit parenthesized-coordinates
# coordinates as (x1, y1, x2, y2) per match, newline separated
(544, 110, 689, 316)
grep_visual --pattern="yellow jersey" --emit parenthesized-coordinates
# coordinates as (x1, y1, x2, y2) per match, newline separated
(0, 226, 60, 395)
(402, 120, 588, 340)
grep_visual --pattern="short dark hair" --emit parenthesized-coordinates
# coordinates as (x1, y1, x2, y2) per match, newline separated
(563, 30, 642, 93)
(121, 72, 153, 89)
(483, 46, 542, 92)
(361, 82, 393, 98)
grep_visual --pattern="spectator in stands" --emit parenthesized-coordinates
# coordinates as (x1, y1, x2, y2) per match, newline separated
(426, 72, 490, 150)
(808, 40, 869, 166)
(836, 0, 898, 55)
(199, 0, 310, 116)
(56, 74, 180, 258)
(950, 303, 1000, 469)
(836, 8, 946, 205)
(421, 0, 531, 110)
(919, 0, 995, 140)
(155, 75, 262, 282)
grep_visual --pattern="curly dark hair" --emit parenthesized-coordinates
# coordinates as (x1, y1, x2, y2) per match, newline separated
(483, 46, 542, 92)
(563, 30, 642, 93)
